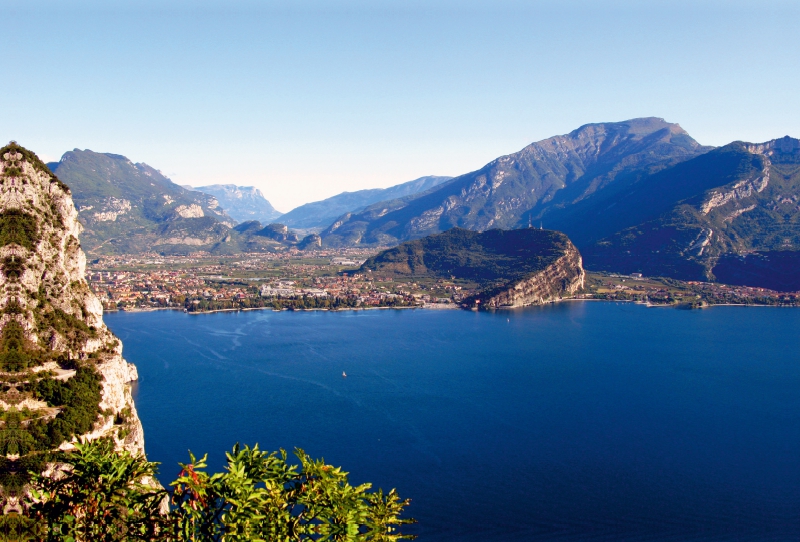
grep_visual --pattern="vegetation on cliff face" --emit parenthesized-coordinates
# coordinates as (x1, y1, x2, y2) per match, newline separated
(0, 210, 40, 252)
(0, 142, 145, 495)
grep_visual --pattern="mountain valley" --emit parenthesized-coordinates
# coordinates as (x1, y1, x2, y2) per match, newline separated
(279, 175, 453, 230)
(18, 117, 800, 292)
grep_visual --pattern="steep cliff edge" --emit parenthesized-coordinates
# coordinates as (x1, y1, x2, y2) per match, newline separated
(478, 243, 584, 308)
(360, 227, 585, 308)
(0, 142, 144, 476)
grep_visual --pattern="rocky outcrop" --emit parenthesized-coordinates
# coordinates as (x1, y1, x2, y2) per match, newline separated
(298, 233, 322, 250)
(0, 142, 145, 469)
(480, 244, 584, 308)
(361, 226, 585, 308)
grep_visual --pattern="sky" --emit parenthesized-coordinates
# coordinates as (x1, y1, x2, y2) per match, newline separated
(3, 0, 799, 212)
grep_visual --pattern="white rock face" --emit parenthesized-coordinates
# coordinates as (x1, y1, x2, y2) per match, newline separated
(701, 163, 770, 214)
(0, 144, 145, 456)
(174, 203, 204, 218)
(482, 243, 585, 308)
(153, 236, 216, 246)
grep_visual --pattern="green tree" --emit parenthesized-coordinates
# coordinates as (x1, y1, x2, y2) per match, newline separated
(11, 438, 413, 541)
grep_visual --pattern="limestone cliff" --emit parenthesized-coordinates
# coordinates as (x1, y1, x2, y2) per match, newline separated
(0, 142, 145, 473)
(360, 227, 585, 308)
(479, 243, 584, 308)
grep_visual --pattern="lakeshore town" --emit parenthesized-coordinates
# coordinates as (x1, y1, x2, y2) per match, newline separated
(83, 248, 800, 313)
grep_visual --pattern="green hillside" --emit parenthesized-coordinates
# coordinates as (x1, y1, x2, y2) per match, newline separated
(361, 227, 577, 289)
(49, 150, 236, 254)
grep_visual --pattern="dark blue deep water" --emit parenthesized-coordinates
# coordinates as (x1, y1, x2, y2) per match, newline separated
(105, 303, 800, 542)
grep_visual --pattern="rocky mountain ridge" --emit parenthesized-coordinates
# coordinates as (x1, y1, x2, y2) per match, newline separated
(0, 143, 144, 497)
(48, 150, 236, 254)
(321, 118, 709, 246)
(583, 136, 800, 289)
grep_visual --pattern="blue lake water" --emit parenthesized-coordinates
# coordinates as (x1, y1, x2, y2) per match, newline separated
(104, 302, 800, 542)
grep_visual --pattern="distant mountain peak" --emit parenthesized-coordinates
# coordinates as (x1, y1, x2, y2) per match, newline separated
(522, 118, 701, 161)
(192, 184, 282, 224)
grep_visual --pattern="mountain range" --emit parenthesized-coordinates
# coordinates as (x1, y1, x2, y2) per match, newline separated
(321, 118, 709, 246)
(47, 150, 326, 254)
(278, 175, 453, 230)
(35, 117, 800, 290)
(316, 118, 800, 291)
(47, 150, 236, 254)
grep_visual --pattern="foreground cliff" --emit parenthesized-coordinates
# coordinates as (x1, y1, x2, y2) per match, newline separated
(0, 142, 144, 496)
(360, 227, 585, 308)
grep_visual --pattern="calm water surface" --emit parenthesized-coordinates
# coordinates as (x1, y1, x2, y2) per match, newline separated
(105, 302, 800, 542)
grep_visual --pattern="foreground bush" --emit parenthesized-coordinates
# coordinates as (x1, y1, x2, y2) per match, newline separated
(1, 439, 413, 541)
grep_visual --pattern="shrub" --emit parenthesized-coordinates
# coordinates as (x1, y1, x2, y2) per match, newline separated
(11, 438, 415, 541)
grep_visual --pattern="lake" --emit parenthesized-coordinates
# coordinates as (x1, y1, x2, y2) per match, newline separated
(105, 302, 800, 542)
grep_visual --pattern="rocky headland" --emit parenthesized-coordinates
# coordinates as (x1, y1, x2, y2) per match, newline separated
(360, 227, 585, 309)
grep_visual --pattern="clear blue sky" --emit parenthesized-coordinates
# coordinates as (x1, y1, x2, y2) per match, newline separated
(3, 0, 799, 212)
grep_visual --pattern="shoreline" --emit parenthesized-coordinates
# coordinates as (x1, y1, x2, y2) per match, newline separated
(106, 304, 433, 315)
(104, 298, 798, 316)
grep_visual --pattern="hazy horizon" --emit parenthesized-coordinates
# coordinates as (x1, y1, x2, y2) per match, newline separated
(4, 0, 799, 211)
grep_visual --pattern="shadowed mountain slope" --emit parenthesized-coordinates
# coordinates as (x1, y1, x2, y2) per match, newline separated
(583, 136, 800, 289)
(322, 118, 709, 247)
